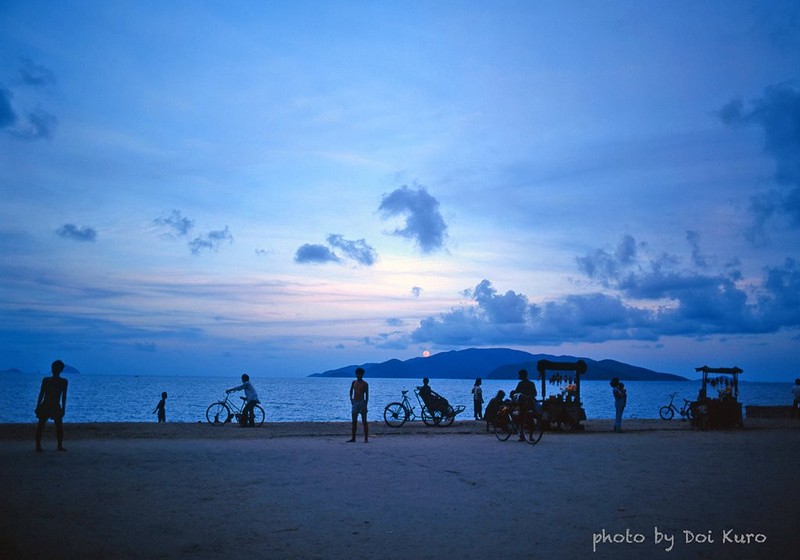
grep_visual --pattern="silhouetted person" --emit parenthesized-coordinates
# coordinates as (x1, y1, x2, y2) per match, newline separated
(510, 369, 537, 441)
(227, 374, 259, 427)
(348, 367, 369, 443)
(418, 377, 448, 415)
(610, 377, 626, 432)
(792, 379, 800, 418)
(35, 359, 68, 452)
(472, 378, 483, 420)
(484, 390, 506, 431)
(153, 391, 167, 422)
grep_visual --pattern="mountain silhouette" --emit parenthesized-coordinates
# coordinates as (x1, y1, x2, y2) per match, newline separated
(309, 348, 686, 380)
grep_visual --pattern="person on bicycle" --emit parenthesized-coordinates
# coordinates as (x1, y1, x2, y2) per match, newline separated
(226, 374, 260, 427)
(418, 377, 448, 415)
(348, 367, 369, 443)
(510, 369, 537, 441)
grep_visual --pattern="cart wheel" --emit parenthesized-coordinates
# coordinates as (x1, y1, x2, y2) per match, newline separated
(383, 402, 408, 427)
(524, 414, 544, 444)
(494, 412, 512, 441)
(421, 406, 437, 426)
(659, 406, 674, 420)
(436, 407, 455, 427)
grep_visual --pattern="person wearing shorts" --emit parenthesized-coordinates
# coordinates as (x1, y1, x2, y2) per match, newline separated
(348, 367, 368, 443)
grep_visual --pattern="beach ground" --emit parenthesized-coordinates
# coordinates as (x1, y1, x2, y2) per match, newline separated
(1, 420, 798, 559)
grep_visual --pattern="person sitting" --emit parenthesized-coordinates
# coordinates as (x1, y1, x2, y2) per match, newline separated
(418, 377, 449, 415)
(484, 390, 506, 432)
(510, 369, 538, 440)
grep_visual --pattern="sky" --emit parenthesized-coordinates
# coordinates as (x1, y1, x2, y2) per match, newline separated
(1, 1, 799, 380)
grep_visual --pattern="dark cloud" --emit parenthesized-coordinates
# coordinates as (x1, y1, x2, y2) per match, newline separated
(294, 243, 341, 264)
(686, 230, 709, 268)
(326, 234, 377, 266)
(411, 236, 800, 347)
(379, 185, 448, 253)
(411, 286, 422, 297)
(0, 85, 17, 129)
(154, 209, 194, 237)
(23, 109, 58, 139)
(56, 224, 97, 242)
(189, 226, 233, 255)
(576, 234, 640, 287)
(19, 57, 57, 87)
(720, 83, 800, 232)
(294, 234, 377, 266)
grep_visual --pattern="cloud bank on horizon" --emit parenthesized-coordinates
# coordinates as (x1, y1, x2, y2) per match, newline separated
(1, 1, 798, 380)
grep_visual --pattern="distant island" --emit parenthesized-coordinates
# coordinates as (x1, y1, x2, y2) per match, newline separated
(309, 348, 687, 381)
(1, 365, 81, 375)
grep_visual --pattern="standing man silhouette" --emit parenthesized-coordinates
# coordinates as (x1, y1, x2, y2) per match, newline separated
(348, 367, 369, 443)
(35, 359, 69, 452)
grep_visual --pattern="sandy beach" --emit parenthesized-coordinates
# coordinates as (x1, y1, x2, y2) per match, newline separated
(2, 419, 798, 559)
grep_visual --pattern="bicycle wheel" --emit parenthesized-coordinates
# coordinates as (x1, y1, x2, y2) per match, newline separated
(524, 414, 544, 445)
(383, 403, 408, 427)
(659, 406, 674, 420)
(206, 402, 231, 425)
(494, 412, 512, 441)
(683, 405, 694, 421)
(252, 405, 265, 427)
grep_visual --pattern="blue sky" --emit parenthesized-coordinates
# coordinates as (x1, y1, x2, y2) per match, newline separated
(1, 1, 799, 380)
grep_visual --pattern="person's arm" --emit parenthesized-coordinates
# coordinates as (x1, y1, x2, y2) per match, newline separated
(364, 383, 368, 404)
(61, 379, 68, 416)
(349, 381, 355, 400)
(35, 379, 45, 413)
(226, 384, 243, 394)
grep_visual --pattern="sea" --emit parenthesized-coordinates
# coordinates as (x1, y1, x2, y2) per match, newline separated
(0, 374, 793, 424)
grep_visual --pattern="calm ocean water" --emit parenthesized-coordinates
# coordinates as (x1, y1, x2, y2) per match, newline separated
(0, 373, 792, 424)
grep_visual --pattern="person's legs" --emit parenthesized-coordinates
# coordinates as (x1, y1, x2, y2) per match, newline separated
(614, 405, 623, 432)
(360, 409, 368, 442)
(35, 417, 47, 451)
(244, 401, 256, 427)
(54, 416, 65, 449)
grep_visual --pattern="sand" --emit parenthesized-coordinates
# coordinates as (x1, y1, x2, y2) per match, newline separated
(1, 419, 798, 559)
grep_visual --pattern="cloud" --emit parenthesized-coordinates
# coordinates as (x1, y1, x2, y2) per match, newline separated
(56, 224, 97, 242)
(294, 243, 341, 264)
(720, 83, 800, 231)
(19, 57, 57, 88)
(410, 236, 800, 347)
(411, 286, 422, 297)
(0, 85, 17, 129)
(294, 234, 377, 266)
(189, 226, 233, 255)
(154, 209, 194, 237)
(379, 185, 448, 253)
(326, 234, 377, 266)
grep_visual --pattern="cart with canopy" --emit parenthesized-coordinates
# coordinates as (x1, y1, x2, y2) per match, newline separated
(536, 359, 588, 431)
(692, 365, 744, 429)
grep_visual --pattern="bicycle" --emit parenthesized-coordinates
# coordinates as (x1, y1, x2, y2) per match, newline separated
(383, 389, 437, 427)
(206, 392, 265, 426)
(494, 400, 544, 444)
(659, 392, 694, 421)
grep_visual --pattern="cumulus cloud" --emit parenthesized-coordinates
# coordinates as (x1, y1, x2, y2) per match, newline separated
(379, 185, 448, 253)
(411, 236, 800, 347)
(0, 85, 17, 129)
(720, 83, 800, 233)
(19, 57, 57, 88)
(294, 234, 377, 266)
(294, 243, 341, 264)
(154, 209, 194, 237)
(56, 224, 97, 242)
(326, 234, 377, 266)
(189, 226, 233, 255)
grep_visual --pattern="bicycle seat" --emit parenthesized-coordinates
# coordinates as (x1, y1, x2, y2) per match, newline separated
(240, 396, 247, 401)
(401, 390, 408, 395)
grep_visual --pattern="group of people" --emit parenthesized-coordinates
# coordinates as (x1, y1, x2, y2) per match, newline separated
(31, 358, 800, 452)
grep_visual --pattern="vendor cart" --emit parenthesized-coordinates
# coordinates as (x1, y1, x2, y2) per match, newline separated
(536, 359, 588, 431)
(692, 365, 744, 429)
